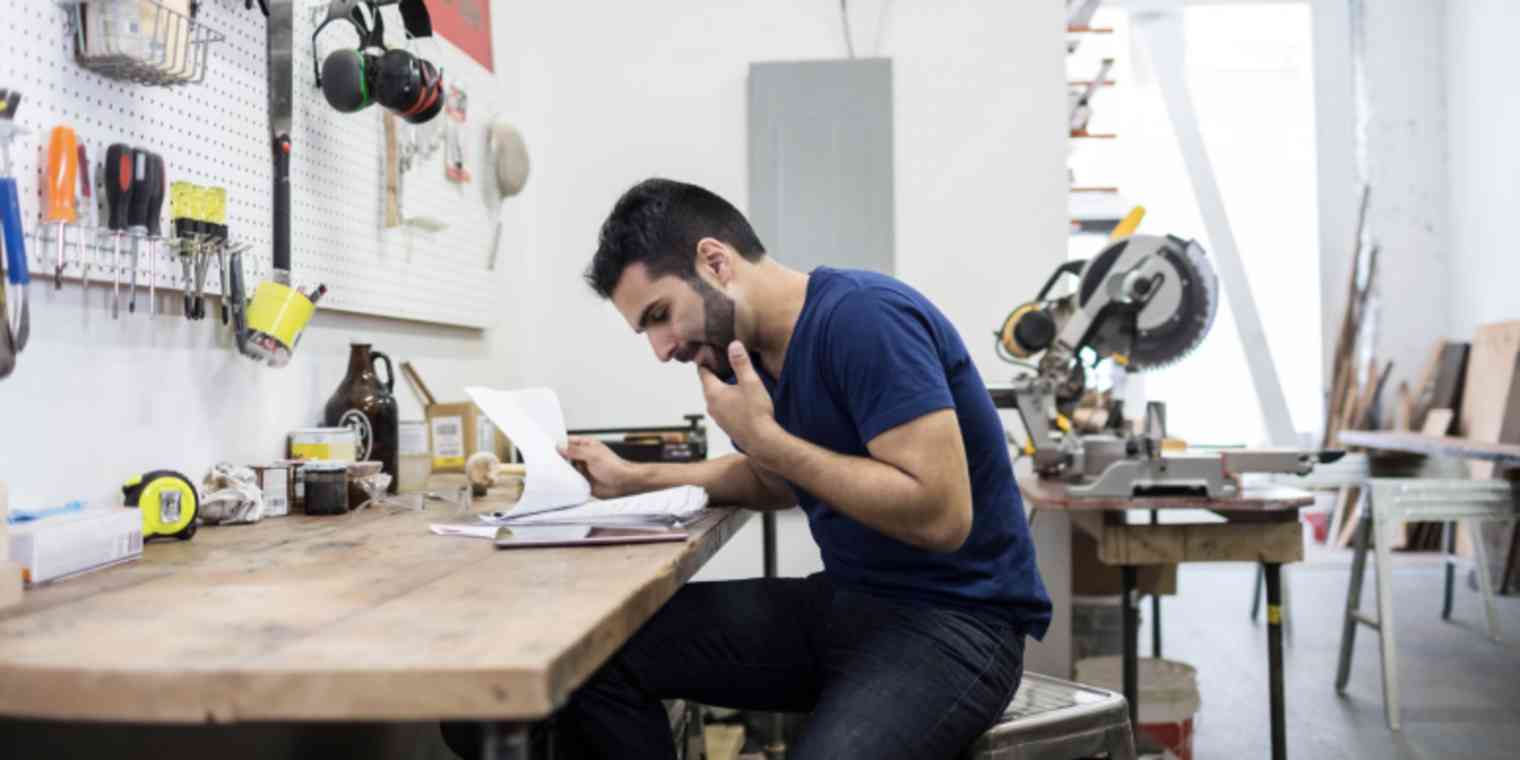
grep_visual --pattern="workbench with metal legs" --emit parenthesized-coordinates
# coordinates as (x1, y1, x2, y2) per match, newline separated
(1121, 559, 1288, 760)
(1018, 475, 1311, 760)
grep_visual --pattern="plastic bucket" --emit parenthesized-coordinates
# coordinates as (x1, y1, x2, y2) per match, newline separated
(1076, 655, 1200, 760)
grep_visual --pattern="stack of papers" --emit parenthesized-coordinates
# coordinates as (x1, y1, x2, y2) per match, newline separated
(428, 387, 710, 539)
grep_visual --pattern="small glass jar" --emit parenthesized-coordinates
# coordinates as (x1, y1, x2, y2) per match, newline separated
(301, 462, 349, 515)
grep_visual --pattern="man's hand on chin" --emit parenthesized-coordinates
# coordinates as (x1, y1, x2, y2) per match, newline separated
(697, 340, 785, 460)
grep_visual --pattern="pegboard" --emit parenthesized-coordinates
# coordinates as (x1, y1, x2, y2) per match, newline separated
(1, 0, 505, 329)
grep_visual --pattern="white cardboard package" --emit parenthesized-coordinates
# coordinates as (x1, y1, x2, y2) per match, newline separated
(8, 509, 144, 585)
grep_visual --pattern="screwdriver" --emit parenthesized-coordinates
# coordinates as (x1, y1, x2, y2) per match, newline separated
(43, 126, 79, 290)
(170, 181, 198, 319)
(144, 152, 165, 317)
(125, 148, 151, 315)
(104, 143, 132, 319)
(205, 185, 227, 323)
(76, 143, 93, 300)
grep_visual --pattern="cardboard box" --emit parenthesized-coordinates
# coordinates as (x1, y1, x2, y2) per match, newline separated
(402, 362, 512, 472)
(250, 463, 296, 517)
(9, 509, 143, 586)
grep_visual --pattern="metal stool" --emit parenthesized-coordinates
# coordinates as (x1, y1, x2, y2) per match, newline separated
(962, 672, 1137, 760)
(1335, 478, 1520, 730)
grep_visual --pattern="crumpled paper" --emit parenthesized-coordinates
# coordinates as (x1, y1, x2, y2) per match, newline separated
(199, 463, 265, 525)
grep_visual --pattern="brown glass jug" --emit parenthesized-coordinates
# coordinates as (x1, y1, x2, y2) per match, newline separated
(323, 343, 399, 493)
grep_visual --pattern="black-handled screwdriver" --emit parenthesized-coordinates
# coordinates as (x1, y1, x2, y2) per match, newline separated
(103, 143, 132, 319)
(125, 148, 150, 314)
(143, 152, 165, 318)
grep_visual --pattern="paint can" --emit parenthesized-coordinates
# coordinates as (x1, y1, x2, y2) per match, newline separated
(289, 427, 358, 463)
(1076, 655, 1200, 760)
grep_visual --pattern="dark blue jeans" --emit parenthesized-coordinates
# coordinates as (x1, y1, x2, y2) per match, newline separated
(556, 574, 1026, 759)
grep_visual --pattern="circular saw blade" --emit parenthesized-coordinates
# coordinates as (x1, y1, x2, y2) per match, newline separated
(1080, 235, 1219, 371)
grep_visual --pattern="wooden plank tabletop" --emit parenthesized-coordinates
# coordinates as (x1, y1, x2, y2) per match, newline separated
(0, 489, 750, 724)
(1019, 475, 1313, 512)
(1339, 430, 1520, 465)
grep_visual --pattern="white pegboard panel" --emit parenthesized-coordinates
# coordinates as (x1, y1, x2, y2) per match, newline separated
(1, 0, 503, 329)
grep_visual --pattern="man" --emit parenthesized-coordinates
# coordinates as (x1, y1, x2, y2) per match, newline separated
(562, 178, 1050, 758)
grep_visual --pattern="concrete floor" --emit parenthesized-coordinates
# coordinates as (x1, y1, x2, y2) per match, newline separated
(1160, 545, 1520, 759)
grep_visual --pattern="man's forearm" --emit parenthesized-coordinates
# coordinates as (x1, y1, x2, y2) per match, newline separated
(749, 428, 951, 550)
(631, 453, 792, 510)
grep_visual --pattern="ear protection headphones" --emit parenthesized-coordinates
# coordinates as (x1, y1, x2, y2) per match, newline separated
(313, 0, 444, 124)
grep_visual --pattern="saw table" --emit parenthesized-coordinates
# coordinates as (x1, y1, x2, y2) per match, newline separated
(1019, 474, 1312, 760)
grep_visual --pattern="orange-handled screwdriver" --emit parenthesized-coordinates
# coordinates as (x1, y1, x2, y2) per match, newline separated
(43, 125, 79, 289)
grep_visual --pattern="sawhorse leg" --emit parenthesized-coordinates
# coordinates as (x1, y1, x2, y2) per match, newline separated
(1264, 562, 1288, 760)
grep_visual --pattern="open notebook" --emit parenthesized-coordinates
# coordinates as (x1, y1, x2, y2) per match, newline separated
(427, 387, 709, 539)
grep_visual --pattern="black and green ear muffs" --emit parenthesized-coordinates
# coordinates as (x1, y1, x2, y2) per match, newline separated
(321, 48, 376, 113)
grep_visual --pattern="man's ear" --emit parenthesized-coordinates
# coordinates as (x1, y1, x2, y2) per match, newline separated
(696, 238, 735, 286)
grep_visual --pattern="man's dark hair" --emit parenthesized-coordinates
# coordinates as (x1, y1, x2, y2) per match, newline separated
(586, 178, 766, 299)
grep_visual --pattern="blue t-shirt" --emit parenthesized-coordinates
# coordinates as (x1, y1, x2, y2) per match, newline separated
(752, 267, 1051, 638)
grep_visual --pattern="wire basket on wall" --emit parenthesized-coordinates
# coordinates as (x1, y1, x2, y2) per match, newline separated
(56, 0, 224, 86)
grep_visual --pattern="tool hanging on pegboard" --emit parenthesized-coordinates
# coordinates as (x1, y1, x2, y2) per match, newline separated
(0, 88, 30, 373)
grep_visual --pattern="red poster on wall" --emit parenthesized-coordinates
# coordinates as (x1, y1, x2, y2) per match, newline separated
(425, 0, 493, 72)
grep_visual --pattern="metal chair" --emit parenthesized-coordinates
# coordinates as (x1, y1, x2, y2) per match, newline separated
(1335, 478, 1520, 729)
(961, 672, 1137, 760)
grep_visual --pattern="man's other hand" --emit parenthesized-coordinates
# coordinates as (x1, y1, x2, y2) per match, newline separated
(698, 341, 781, 456)
(561, 437, 640, 499)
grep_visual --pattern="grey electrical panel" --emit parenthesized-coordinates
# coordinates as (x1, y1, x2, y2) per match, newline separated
(748, 59, 895, 275)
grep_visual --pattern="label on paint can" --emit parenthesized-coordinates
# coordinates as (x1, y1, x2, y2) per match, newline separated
(431, 415, 466, 467)
(289, 427, 358, 462)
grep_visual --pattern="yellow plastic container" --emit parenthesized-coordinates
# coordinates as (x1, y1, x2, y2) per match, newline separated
(245, 281, 315, 367)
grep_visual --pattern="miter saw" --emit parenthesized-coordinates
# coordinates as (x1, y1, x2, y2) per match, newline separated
(994, 233, 1335, 498)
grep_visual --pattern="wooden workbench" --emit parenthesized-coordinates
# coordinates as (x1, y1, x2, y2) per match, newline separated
(0, 489, 750, 725)
(1019, 476, 1313, 565)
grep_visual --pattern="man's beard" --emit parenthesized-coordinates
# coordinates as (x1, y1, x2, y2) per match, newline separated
(690, 276, 737, 376)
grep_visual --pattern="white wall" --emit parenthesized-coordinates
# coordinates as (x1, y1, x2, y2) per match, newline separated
(493, 1, 1066, 578)
(1313, 0, 1454, 407)
(499, 0, 1066, 428)
(0, 12, 531, 510)
(1446, 0, 1520, 335)
(2, 3, 1066, 579)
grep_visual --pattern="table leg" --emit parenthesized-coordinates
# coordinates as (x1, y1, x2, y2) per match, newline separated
(1122, 564, 1138, 730)
(1264, 562, 1288, 760)
(1151, 511, 1162, 658)
(762, 511, 787, 760)
(481, 722, 531, 760)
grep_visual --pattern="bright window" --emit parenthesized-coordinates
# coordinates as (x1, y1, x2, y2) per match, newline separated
(1068, 2, 1321, 446)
